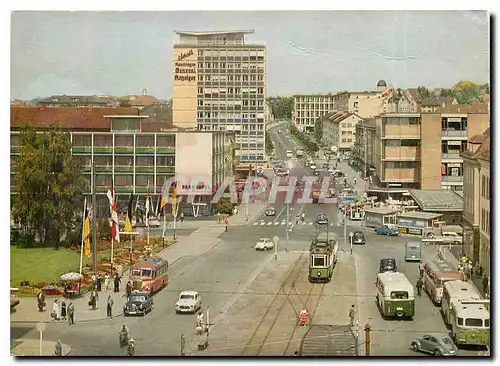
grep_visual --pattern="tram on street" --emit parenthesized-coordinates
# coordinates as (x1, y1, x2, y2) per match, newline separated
(130, 256, 169, 295)
(441, 280, 490, 346)
(376, 272, 415, 319)
(308, 232, 338, 283)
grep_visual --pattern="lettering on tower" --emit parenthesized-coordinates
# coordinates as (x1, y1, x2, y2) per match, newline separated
(174, 49, 196, 83)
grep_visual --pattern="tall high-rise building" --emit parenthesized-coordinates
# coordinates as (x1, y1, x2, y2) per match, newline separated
(172, 30, 267, 164)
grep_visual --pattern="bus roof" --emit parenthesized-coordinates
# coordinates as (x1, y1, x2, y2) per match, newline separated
(425, 260, 462, 279)
(377, 272, 414, 296)
(132, 256, 167, 270)
(443, 280, 481, 300)
(452, 302, 490, 319)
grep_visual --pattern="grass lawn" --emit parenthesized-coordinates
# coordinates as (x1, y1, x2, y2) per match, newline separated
(10, 246, 97, 287)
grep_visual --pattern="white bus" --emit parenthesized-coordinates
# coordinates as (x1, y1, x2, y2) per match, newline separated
(286, 150, 293, 158)
(423, 260, 462, 305)
(376, 272, 415, 319)
(441, 280, 481, 325)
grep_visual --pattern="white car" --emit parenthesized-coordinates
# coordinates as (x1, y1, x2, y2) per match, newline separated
(148, 218, 160, 228)
(310, 164, 317, 170)
(175, 290, 202, 314)
(255, 238, 274, 251)
(327, 167, 334, 173)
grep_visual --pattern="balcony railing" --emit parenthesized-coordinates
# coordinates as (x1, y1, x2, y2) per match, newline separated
(10, 146, 20, 154)
(135, 166, 155, 173)
(114, 165, 134, 173)
(135, 147, 156, 154)
(156, 147, 176, 154)
(93, 146, 113, 154)
(156, 166, 175, 174)
(72, 146, 92, 154)
(441, 130, 467, 137)
(94, 165, 112, 173)
(441, 175, 463, 182)
(441, 153, 462, 160)
(114, 147, 134, 154)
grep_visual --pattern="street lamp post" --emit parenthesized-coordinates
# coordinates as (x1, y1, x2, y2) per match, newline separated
(349, 231, 354, 255)
(273, 236, 279, 261)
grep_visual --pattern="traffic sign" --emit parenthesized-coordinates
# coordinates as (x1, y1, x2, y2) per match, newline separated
(272, 236, 279, 243)
(349, 232, 354, 237)
(36, 322, 46, 332)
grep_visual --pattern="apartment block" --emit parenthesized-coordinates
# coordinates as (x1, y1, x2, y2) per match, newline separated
(373, 104, 489, 190)
(10, 107, 232, 217)
(322, 111, 363, 152)
(461, 127, 490, 269)
(172, 30, 266, 163)
(292, 94, 335, 132)
(352, 118, 377, 175)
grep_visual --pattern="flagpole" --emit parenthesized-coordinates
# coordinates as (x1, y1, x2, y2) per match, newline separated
(79, 197, 86, 275)
(111, 238, 114, 274)
(147, 180, 150, 248)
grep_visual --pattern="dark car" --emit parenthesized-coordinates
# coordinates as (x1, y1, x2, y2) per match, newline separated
(322, 163, 329, 168)
(123, 292, 153, 316)
(332, 171, 345, 178)
(379, 258, 397, 273)
(375, 226, 399, 236)
(352, 231, 365, 245)
(315, 214, 329, 225)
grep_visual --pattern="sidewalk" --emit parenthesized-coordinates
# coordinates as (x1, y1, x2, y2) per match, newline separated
(11, 339, 71, 356)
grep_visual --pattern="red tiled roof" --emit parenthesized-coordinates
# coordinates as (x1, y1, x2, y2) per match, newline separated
(10, 107, 140, 130)
(438, 103, 489, 114)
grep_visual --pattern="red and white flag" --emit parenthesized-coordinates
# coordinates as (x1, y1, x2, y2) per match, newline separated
(106, 184, 120, 242)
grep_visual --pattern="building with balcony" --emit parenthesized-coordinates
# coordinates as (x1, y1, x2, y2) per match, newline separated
(373, 105, 489, 190)
(321, 111, 363, 152)
(292, 94, 335, 132)
(352, 118, 377, 175)
(172, 30, 266, 164)
(10, 107, 231, 218)
(461, 127, 490, 273)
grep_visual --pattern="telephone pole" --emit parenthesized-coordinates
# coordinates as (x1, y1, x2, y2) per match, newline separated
(91, 160, 98, 275)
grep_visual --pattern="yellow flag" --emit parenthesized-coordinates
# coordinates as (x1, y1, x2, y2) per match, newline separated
(83, 198, 91, 257)
(171, 185, 177, 216)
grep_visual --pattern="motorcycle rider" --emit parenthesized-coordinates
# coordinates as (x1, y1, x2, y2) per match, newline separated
(127, 339, 135, 356)
(295, 215, 300, 225)
(301, 212, 305, 222)
(119, 325, 129, 347)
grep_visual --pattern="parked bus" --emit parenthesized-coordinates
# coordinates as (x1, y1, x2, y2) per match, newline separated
(442, 280, 489, 346)
(376, 272, 414, 319)
(423, 260, 462, 305)
(130, 256, 169, 295)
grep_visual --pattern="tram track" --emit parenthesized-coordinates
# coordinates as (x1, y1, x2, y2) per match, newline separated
(282, 276, 326, 356)
(239, 253, 308, 356)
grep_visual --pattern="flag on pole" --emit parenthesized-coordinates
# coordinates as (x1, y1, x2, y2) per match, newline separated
(106, 184, 120, 242)
(155, 194, 161, 218)
(161, 179, 169, 208)
(145, 181, 151, 227)
(171, 184, 177, 217)
(125, 192, 134, 233)
(83, 198, 91, 257)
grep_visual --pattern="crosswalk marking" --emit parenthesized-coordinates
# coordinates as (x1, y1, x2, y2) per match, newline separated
(253, 220, 341, 227)
(274, 222, 279, 226)
(260, 222, 265, 225)
(267, 222, 272, 226)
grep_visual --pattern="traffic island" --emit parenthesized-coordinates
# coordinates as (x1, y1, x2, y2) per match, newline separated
(11, 339, 71, 356)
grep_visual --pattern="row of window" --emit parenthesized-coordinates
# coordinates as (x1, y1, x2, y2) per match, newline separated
(341, 138, 353, 143)
(198, 74, 264, 82)
(197, 49, 265, 57)
(197, 112, 265, 119)
(385, 117, 421, 125)
(85, 174, 173, 187)
(385, 161, 418, 169)
(76, 155, 175, 166)
(481, 208, 490, 235)
(198, 99, 264, 107)
(197, 87, 264, 94)
(481, 175, 490, 199)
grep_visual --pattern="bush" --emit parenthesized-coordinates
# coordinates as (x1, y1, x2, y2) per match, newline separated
(97, 219, 111, 241)
(15, 233, 37, 248)
(215, 199, 234, 215)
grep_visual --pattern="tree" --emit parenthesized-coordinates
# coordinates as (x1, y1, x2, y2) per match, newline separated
(13, 124, 86, 248)
(314, 119, 323, 144)
(265, 133, 275, 155)
(214, 198, 234, 215)
(268, 96, 293, 119)
(416, 86, 430, 99)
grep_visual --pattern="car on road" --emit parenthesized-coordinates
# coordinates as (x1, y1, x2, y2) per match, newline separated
(327, 166, 334, 173)
(351, 231, 366, 245)
(379, 258, 397, 273)
(411, 333, 458, 356)
(322, 163, 329, 168)
(175, 290, 203, 314)
(305, 160, 311, 167)
(265, 207, 276, 216)
(123, 292, 153, 316)
(255, 238, 274, 251)
(148, 218, 160, 228)
(313, 169, 320, 176)
(375, 226, 400, 236)
(310, 164, 317, 170)
(332, 171, 345, 178)
(315, 214, 329, 225)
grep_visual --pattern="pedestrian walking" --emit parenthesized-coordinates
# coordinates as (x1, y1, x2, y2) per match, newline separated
(482, 274, 489, 296)
(348, 305, 355, 326)
(67, 302, 74, 325)
(60, 300, 67, 320)
(89, 289, 97, 310)
(117, 265, 123, 278)
(96, 273, 102, 292)
(51, 299, 60, 321)
(91, 273, 97, 289)
(54, 339, 62, 356)
(416, 278, 423, 296)
(114, 273, 121, 293)
(126, 281, 132, 298)
(419, 261, 424, 278)
(180, 212, 184, 223)
(104, 273, 110, 292)
(107, 295, 114, 318)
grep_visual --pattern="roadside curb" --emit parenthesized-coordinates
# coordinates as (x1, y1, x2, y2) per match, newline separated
(11, 311, 125, 324)
(11, 339, 71, 356)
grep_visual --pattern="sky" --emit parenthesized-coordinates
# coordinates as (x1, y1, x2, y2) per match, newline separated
(10, 10, 490, 100)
